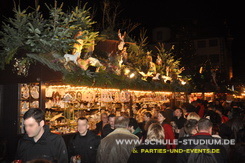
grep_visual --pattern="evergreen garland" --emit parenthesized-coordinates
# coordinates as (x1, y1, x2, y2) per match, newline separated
(0, 2, 189, 92)
(0, 3, 98, 69)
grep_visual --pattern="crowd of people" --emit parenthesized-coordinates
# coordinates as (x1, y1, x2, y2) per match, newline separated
(11, 98, 245, 163)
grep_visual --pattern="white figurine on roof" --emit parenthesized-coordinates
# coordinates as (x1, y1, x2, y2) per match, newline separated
(64, 31, 84, 65)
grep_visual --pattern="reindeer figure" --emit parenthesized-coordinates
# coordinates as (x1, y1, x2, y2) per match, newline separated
(63, 31, 84, 65)
(64, 52, 81, 65)
(117, 29, 126, 51)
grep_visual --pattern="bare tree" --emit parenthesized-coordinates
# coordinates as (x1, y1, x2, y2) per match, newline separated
(35, 0, 39, 8)
(101, 0, 123, 30)
(120, 19, 140, 36)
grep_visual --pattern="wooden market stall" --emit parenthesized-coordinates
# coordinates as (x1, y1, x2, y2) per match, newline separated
(18, 83, 173, 134)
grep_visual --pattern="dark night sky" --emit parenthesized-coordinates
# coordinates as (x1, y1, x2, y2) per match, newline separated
(122, 1, 245, 82)
(0, 0, 244, 81)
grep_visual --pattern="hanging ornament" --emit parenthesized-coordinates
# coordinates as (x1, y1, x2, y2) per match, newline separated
(13, 57, 30, 76)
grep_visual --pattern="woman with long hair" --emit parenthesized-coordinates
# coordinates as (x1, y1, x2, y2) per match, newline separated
(157, 111, 176, 149)
(128, 123, 175, 163)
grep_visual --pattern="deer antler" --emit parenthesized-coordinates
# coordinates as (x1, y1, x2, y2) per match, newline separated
(118, 29, 126, 41)
(118, 29, 126, 51)
(123, 31, 126, 39)
(118, 29, 122, 40)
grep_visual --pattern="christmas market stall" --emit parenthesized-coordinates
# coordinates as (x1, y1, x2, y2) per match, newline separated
(0, 3, 190, 161)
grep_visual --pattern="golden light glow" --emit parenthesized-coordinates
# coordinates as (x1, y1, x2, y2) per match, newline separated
(124, 68, 130, 75)
(181, 81, 186, 85)
(129, 73, 135, 78)
(47, 84, 173, 99)
(204, 92, 214, 96)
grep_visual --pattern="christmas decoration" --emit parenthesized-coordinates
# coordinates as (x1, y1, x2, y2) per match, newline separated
(13, 57, 31, 76)
(0, 2, 189, 92)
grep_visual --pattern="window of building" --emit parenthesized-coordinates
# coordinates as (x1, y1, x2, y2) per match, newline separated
(209, 39, 218, 47)
(197, 40, 206, 48)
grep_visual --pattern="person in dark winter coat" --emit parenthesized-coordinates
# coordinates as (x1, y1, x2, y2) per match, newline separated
(172, 108, 187, 129)
(128, 117, 143, 140)
(172, 108, 187, 138)
(141, 111, 156, 141)
(204, 105, 222, 125)
(177, 119, 198, 147)
(94, 112, 108, 135)
(15, 108, 68, 163)
(176, 118, 228, 163)
(101, 114, 116, 138)
(68, 117, 101, 163)
(94, 113, 108, 136)
(96, 116, 139, 163)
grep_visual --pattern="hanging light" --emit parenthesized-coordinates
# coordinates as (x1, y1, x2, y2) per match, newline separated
(181, 81, 186, 85)
(129, 73, 135, 78)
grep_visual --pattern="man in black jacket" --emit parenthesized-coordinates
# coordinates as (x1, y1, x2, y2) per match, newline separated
(15, 108, 68, 163)
(94, 113, 108, 135)
(68, 117, 101, 163)
(101, 114, 116, 138)
(176, 118, 228, 163)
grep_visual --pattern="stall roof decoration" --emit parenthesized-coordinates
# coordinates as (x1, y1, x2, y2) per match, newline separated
(0, 3, 190, 92)
(46, 84, 172, 104)
(47, 84, 172, 94)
